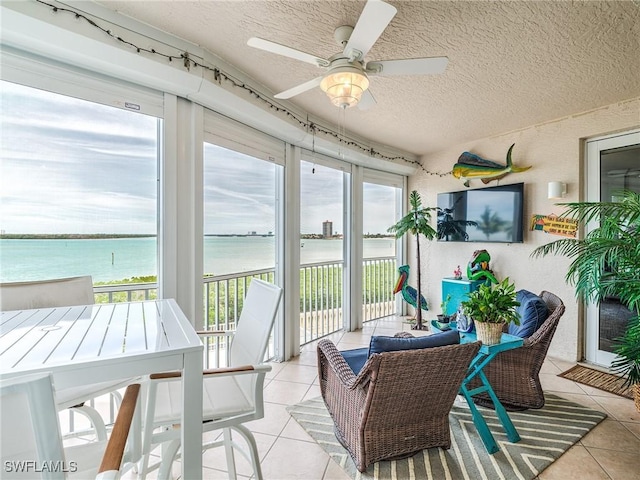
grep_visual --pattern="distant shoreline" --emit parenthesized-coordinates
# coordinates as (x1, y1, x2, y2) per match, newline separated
(1, 233, 395, 240)
(0, 234, 156, 240)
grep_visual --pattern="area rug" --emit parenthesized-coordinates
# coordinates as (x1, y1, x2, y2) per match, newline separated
(287, 395, 606, 480)
(558, 364, 633, 399)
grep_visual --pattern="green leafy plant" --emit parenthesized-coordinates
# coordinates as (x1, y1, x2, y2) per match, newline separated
(611, 316, 640, 389)
(440, 293, 452, 316)
(388, 190, 437, 330)
(531, 190, 640, 389)
(461, 277, 521, 325)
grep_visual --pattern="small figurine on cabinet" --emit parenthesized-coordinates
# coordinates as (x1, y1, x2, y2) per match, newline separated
(453, 265, 462, 280)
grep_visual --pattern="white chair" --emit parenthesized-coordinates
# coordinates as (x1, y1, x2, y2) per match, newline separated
(140, 278, 283, 480)
(0, 276, 134, 441)
(0, 372, 140, 480)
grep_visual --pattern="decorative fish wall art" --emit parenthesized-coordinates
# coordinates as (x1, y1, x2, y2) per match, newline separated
(452, 143, 531, 187)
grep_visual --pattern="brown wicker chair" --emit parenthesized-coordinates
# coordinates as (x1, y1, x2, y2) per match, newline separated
(317, 338, 481, 472)
(472, 290, 565, 410)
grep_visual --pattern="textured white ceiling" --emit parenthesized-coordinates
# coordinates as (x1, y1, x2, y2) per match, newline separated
(96, 0, 640, 156)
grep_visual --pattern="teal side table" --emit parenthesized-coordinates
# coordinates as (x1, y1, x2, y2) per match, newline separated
(442, 277, 485, 316)
(431, 320, 524, 454)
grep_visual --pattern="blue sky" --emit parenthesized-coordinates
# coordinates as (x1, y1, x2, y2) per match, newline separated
(1, 80, 397, 235)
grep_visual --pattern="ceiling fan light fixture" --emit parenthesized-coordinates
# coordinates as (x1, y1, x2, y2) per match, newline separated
(320, 66, 369, 108)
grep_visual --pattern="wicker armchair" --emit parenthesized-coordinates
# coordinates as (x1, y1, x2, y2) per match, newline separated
(317, 338, 481, 472)
(472, 290, 565, 410)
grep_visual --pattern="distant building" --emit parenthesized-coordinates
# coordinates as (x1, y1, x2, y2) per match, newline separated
(322, 220, 333, 239)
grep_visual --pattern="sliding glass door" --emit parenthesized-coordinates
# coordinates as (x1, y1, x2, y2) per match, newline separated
(585, 130, 640, 367)
(362, 171, 403, 321)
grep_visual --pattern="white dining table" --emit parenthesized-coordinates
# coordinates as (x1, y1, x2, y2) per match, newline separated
(0, 299, 204, 479)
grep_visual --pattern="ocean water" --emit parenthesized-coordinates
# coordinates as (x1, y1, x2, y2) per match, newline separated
(0, 237, 395, 283)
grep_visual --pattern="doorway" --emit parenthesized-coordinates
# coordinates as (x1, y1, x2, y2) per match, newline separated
(585, 130, 640, 367)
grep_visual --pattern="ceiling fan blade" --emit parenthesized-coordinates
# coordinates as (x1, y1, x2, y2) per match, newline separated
(274, 76, 324, 99)
(248, 37, 329, 67)
(357, 89, 377, 110)
(343, 0, 397, 60)
(607, 169, 640, 177)
(367, 57, 449, 76)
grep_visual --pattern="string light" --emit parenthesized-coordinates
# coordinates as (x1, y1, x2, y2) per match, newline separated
(36, 0, 451, 177)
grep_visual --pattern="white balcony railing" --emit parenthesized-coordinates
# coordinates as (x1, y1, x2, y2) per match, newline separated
(94, 256, 397, 352)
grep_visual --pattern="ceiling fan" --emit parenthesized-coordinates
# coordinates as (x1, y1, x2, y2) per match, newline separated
(247, 0, 448, 109)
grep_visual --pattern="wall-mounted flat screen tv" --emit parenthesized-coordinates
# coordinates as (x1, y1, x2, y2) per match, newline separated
(437, 182, 524, 243)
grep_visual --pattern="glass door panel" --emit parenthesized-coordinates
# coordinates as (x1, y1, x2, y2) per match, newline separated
(203, 142, 277, 340)
(299, 160, 345, 344)
(363, 182, 400, 321)
(0, 81, 160, 303)
(586, 131, 640, 366)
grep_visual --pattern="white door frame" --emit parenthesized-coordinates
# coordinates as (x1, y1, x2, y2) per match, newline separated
(585, 129, 640, 367)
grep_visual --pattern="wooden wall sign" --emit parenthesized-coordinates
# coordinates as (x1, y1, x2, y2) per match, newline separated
(531, 214, 578, 238)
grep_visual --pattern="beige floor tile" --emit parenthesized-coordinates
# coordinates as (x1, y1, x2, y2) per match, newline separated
(621, 420, 640, 439)
(287, 349, 319, 367)
(551, 392, 608, 413)
(592, 395, 640, 423)
(201, 431, 277, 477)
(336, 339, 370, 349)
(540, 372, 590, 394)
(261, 437, 329, 480)
(538, 444, 610, 480)
(245, 402, 292, 436)
(574, 383, 625, 399)
(340, 331, 372, 343)
(273, 363, 318, 384)
(201, 466, 251, 479)
(323, 458, 353, 480)
(280, 416, 318, 442)
(263, 379, 313, 405)
(372, 326, 406, 336)
(303, 383, 322, 401)
(586, 447, 640, 480)
(547, 357, 580, 373)
(265, 361, 287, 379)
(581, 418, 640, 453)
(540, 359, 562, 374)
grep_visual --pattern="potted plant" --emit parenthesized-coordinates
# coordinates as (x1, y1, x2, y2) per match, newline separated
(532, 189, 640, 410)
(461, 277, 520, 345)
(388, 190, 437, 330)
(437, 294, 452, 327)
(611, 316, 640, 410)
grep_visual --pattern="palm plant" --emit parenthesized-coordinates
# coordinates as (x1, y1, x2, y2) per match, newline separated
(437, 206, 477, 241)
(477, 206, 507, 240)
(531, 190, 640, 391)
(388, 190, 437, 330)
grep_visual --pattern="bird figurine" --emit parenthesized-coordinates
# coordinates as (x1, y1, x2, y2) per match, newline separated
(393, 264, 428, 312)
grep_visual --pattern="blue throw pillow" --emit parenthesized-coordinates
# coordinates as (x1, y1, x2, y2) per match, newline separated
(508, 290, 549, 338)
(368, 329, 460, 356)
(340, 330, 461, 375)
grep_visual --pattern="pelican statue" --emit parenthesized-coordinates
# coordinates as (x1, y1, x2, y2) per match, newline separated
(393, 265, 428, 312)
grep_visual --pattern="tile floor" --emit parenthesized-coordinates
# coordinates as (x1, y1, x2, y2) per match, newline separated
(126, 315, 640, 480)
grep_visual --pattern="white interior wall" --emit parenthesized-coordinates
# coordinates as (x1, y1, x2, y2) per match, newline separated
(411, 98, 640, 362)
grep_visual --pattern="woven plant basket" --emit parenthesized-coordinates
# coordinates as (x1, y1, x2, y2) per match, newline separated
(475, 321, 504, 345)
(634, 384, 640, 412)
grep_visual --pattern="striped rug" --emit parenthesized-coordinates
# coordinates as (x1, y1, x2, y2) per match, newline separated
(287, 395, 606, 480)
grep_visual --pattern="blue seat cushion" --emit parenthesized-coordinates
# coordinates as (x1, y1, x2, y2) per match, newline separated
(508, 290, 549, 338)
(340, 347, 369, 375)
